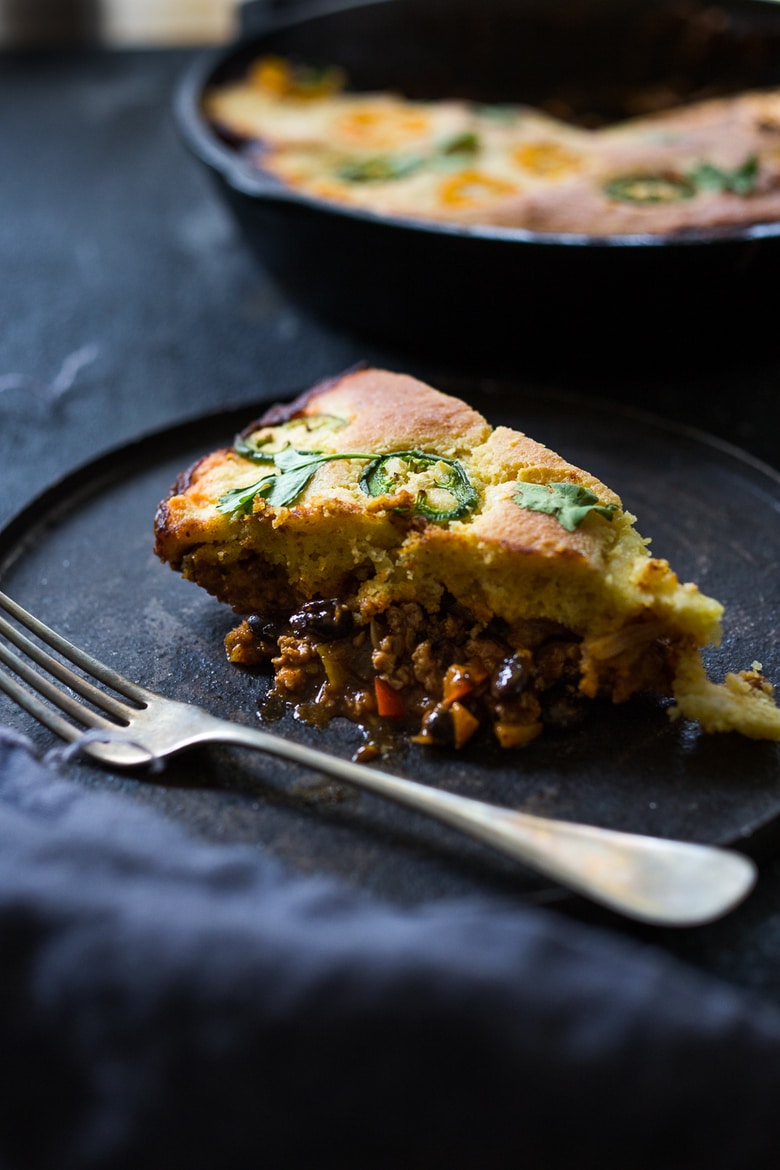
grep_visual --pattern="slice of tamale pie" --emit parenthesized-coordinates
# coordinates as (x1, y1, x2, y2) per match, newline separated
(154, 368, 780, 751)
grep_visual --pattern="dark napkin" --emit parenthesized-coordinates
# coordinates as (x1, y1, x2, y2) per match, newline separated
(2, 727, 780, 1170)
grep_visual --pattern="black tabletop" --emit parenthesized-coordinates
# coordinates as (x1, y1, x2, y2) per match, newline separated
(3, 45, 780, 1169)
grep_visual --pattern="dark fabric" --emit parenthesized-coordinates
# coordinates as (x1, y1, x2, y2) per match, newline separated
(2, 728, 780, 1170)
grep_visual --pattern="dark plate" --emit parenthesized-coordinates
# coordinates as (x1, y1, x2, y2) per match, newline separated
(1, 378, 779, 909)
(175, 0, 780, 371)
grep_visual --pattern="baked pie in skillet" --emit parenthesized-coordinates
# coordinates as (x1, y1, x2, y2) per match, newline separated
(203, 56, 780, 235)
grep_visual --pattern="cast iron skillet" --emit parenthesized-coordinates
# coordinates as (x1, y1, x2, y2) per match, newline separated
(175, 0, 780, 371)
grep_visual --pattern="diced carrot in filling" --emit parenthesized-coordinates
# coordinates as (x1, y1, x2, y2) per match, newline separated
(374, 676, 406, 718)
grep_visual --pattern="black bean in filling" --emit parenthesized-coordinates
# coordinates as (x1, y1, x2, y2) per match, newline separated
(490, 654, 531, 701)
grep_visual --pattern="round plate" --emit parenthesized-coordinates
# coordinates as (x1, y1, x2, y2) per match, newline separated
(1, 379, 778, 907)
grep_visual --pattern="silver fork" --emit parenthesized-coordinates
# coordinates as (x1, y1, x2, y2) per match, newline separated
(0, 588, 756, 926)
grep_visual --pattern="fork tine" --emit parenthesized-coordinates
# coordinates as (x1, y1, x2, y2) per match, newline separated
(0, 638, 122, 731)
(0, 590, 151, 705)
(0, 661, 85, 745)
(0, 609, 135, 722)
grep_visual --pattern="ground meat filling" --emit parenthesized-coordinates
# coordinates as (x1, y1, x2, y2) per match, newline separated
(225, 596, 588, 749)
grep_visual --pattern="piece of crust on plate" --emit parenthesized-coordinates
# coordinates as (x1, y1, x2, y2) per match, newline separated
(153, 367, 780, 752)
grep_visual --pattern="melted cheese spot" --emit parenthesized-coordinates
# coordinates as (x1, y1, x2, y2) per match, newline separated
(512, 140, 584, 177)
(438, 170, 518, 207)
(332, 103, 432, 149)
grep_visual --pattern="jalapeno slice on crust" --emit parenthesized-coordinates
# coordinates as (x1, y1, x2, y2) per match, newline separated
(603, 172, 697, 204)
(360, 450, 477, 521)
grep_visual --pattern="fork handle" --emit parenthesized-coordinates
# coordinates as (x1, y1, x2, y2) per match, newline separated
(204, 720, 756, 926)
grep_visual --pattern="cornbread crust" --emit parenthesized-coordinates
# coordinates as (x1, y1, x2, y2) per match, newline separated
(204, 63, 780, 235)
(154, 368, 780, 747)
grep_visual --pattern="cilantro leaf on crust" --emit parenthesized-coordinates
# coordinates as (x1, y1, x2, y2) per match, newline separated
(513, 481, 618, 531)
